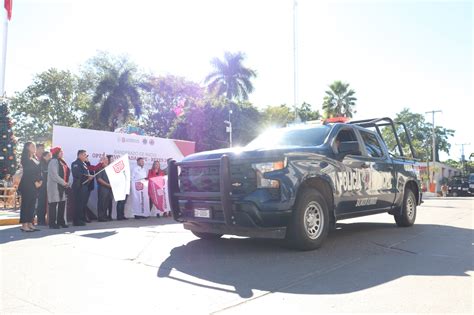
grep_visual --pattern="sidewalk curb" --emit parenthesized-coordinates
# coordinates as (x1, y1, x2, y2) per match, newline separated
(0, 218, 20, 226)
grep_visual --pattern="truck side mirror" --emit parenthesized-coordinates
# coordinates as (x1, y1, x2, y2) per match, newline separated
(338, 141, 361, 156)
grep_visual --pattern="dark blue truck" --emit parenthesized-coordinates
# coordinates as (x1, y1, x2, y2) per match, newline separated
(168, 117, 422, 250)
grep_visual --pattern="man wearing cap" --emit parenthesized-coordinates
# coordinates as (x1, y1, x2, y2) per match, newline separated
(71, 150, 94, 226)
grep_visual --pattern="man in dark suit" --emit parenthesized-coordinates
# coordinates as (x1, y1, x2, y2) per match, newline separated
(71, 150, 93, 226)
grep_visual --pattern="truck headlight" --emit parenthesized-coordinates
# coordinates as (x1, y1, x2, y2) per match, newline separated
(252, 160, 286, 188)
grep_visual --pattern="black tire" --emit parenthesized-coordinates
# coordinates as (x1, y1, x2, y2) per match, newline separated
(452, 191, 458, 197)
(286, 188, 330, 251)
(191, 231, 223, 240)
(395, 189, 417, 227)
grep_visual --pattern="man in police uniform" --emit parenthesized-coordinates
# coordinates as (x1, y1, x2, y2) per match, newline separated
(71, 150, 94, 226)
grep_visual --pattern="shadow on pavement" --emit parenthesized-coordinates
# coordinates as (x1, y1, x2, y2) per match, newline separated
(0, 217, 178, 245)
(157, 222, 473, 298)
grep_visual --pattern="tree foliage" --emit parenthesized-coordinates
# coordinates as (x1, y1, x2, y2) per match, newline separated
(86, 53, 143, 131)
(322, 81, 357, 118)
(380, 108, 455, 160)
(297, 102, 321, 122)
(140, 75, 204, 138)
(170, 98, 261, 151)
(205, 52, 256, 101)
(10, 68, 88, 143)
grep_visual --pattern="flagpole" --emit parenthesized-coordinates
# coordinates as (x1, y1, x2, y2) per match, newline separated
(81, 167, 106, 185)
(0, 8, 8, 97)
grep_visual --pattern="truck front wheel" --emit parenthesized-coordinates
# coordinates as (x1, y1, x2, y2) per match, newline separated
(394, 189, 417, 227)
(191, 231, 223, 240)
(286, 188, 329, 251)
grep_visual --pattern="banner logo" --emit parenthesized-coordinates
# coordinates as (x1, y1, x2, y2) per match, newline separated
(113, 160, 125, 173)
(135, 182, 144, 191)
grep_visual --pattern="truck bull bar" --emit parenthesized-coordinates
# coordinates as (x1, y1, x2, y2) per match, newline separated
(167, 155, 234, 225)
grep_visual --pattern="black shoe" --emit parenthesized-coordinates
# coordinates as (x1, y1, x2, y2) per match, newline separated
(60, 224, 69, 228)
(107, 216, 112, 221)
(134, 215, 145, 219)
(49, 224, 60, 229)
(98, 218, 108, 222)
(73, 221, 86, 226)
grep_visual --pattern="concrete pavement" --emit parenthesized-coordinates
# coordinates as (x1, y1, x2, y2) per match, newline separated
(0, 197, 472, 314)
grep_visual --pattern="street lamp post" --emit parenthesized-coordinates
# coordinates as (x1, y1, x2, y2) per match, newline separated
(425, 110, 441, 189)
(225, 110, 233, 148)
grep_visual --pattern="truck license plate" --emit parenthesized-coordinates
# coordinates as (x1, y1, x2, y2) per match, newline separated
(194, 208, 210, 218)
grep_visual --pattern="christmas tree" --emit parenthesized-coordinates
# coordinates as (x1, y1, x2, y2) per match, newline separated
(0, 101, 17, 179)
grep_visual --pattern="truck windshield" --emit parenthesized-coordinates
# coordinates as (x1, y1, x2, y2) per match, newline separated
(246, 125, 331, 148)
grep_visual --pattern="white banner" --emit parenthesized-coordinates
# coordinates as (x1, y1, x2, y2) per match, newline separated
(131, 179, 150, 217)
(52, 125, 195, 218)
(104, 154, 131, 201)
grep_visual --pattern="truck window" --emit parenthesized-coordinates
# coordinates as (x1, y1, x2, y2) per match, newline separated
(334, 129, 360, 155)
(246, 125, 331, 148)
(360, 130, 384, 158)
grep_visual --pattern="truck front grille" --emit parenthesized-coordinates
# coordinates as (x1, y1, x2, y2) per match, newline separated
(179, 163, 257, 195)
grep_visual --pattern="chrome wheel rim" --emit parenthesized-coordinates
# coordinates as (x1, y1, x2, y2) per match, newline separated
(406, 195, 415, 219)
(304, 201, 324, 240)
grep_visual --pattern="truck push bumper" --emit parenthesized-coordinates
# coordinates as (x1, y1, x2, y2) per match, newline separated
(167, 155, 287, 239)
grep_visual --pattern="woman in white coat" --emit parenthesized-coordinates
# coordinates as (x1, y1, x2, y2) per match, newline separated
(47, 147, 70, 229)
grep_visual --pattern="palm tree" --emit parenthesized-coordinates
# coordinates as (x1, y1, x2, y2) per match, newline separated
(322, 81, 357, 118)
(205, 52, 256, 100)
(92, 68, 142, 131)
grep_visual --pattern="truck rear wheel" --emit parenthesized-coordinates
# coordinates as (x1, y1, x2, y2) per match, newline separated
(286, 188, 329, 251)
(394, 189, 417, 227)
(191, 231, 223, 240)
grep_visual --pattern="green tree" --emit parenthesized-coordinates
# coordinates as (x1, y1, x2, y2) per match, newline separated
(205, 52, 256, 101)
(322, 81, 357, 118)
(82, 52, 143, 131)
(0, 102, 17, 178)
(261, 104, 294, 128)
(10, 68, 87, 143)
(380, 108, 455, 160)
(170, 99, 261, 151)
(297, 102, 321, 122)
(140, 75, 204, 138)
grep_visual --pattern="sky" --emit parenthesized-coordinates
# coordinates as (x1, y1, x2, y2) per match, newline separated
(1, 0, 473, 160)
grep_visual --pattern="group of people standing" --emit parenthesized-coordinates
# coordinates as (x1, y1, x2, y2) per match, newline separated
(18, 142, 69, 232)
(17, 142, 169, 232)
(17, 143, 113, 232)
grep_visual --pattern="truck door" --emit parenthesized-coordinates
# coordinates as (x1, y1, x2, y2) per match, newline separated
(332, 127, 371, 214)
(357, 129, 397, 210)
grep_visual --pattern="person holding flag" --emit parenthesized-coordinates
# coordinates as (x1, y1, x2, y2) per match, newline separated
(131, 157, 150, 219)
(96, 156, 113, 222)
(71, 150, 94, 226)
(103, 154, 131, 220)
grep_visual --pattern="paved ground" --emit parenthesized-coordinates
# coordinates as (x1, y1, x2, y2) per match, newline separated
(0, 197, 472, 314)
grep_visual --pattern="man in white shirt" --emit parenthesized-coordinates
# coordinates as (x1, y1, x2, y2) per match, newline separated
(132, 157, 147, 182)
(131, 158, 150, 219)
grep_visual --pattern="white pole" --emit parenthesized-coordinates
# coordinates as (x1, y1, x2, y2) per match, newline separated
(293, 0, 298, 121)
(229, 110, 232, 148)
(0, 9, 8, 97)
(425, 110, 441, 187)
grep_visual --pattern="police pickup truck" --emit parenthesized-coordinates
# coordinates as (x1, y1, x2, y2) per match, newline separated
(168, 117, 422, 250)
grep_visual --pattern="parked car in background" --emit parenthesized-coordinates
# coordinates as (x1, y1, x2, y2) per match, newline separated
(447, 176, 471, 197)
(469, 173, 474, 195)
